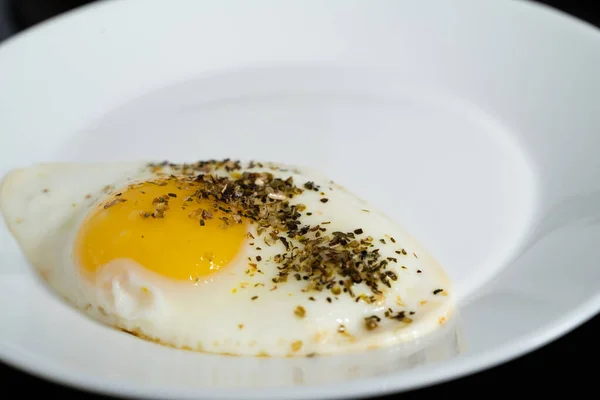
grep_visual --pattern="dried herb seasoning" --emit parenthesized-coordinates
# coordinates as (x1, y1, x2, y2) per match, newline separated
(294, 305, 306, 318)
(98, 159, 438, 309)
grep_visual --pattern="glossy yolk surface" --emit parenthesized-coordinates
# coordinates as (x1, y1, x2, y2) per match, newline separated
(75, 178, 248, 281)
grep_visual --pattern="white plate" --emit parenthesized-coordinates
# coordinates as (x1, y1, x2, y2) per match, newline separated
(1, 0, 600, 398)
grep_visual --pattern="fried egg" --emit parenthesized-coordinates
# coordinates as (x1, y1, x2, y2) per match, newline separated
(0, 160, 454, 357)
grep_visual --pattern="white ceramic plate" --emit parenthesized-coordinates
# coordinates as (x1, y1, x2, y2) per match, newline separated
(1, 0, 600, 398)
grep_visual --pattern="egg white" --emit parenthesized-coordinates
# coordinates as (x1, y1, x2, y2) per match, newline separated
(0, 161, 454, 357)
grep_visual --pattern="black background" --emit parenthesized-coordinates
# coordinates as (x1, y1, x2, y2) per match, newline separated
(0, 0, 598, 398)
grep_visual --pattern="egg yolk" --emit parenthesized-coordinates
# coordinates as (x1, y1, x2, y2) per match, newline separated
(75, 178, 248, 281)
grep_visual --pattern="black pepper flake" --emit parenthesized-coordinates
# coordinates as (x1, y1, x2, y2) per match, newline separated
(303, 181, 320, 191)
(256, 256, 262, 262)
(279, 236, 290, 250)
(308, 297, 316, 301)
(168, 193, 177, 198)
(380, 239, 386, 244)
(251, 296, 259, 300)
(416, 269, 422, 274)
(390, 237, 396, 243)
(199, 219, 205, 226)
(320, 198, 329, 203)
(326, 297, 332, 303)
(389, 311, 406, 321)
(353, 228, 363, 235)
(433, 289, 443, 295)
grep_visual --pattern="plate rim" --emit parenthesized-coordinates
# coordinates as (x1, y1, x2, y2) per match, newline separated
(1, 299, 598, 400)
